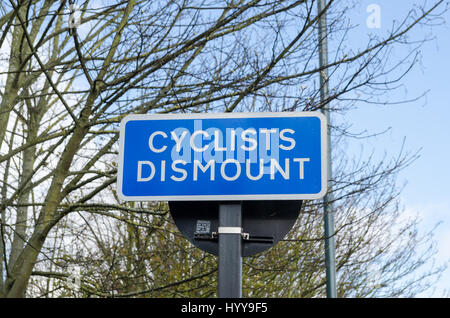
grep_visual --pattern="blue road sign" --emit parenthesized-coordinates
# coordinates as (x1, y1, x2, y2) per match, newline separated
(117, 112, 327, 201)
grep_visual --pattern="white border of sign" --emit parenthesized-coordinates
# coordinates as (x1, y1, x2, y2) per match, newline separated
(117, 112, 327, 201)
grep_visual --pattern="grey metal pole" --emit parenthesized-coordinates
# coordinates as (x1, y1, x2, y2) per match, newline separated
(317, 0, 337, 298)
(218, 203, 242, 298)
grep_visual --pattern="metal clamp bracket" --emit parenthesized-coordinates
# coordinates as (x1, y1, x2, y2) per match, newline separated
(194, 227, 273, 243)
(218, 227, 251, 241)
(218, 227, 242, 234)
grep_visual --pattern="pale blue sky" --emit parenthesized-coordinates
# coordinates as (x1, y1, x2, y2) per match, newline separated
(339, 0, 450, 296)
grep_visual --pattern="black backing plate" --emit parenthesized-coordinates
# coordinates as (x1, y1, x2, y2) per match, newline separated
(169, 200, 301, 257)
